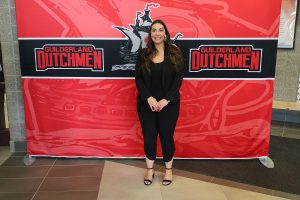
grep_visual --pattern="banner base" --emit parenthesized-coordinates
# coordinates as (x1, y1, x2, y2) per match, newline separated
(24, 154, 36, 166)
(259, 156, 274, 168)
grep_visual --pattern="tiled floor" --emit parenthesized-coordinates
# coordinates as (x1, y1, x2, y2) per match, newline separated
(0, 124, 299, 200)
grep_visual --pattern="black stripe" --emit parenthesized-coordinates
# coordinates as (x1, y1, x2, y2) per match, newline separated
(19, 39, 277, 78)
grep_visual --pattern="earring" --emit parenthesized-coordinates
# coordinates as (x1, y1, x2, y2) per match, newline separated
(164, 35, 167, 41)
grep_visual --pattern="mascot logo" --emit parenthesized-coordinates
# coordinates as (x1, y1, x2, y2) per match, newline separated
(112, 3, 159, 71)
(112, 2, 182, 71)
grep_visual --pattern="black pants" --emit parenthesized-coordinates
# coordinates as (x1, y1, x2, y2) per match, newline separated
(137, 101, 180, 162)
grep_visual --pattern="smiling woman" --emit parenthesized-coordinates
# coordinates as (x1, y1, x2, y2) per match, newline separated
(134, 19, 184, 186)
(151, 23, 166, 46)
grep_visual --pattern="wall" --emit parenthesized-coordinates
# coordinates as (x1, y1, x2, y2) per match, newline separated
(0, 0, 25, 151)
(275, 4, 300, 102)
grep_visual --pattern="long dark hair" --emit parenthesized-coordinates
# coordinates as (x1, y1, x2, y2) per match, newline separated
(141, 19, 183, 73)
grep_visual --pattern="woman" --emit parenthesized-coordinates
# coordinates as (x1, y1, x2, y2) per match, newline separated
(135, 19, 184, 186)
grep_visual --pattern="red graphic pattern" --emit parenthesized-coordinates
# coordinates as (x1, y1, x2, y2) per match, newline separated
(15, 0, 280, 38)
(24, 79, 273, 158)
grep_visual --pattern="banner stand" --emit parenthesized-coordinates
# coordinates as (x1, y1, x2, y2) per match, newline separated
(259, 157, 275, 168)
(16, 1, 281, 159)
(24, 154, 36, 166)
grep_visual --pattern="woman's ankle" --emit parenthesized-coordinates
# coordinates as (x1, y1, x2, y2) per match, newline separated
(164, 158, 173, 169)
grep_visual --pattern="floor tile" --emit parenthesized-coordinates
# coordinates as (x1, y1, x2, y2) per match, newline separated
(168, 168, 213, 183)
(47, 165, 103, 177)
(0, 146, 12, 156)
(160, 176, 228, 200)
(39, 177, 101, 191)
(100, 161, 150, 177)
(0, 156, 9, 165)
(2, 156, 56, 166)
(270, 124, 284, 137)
(108, 159, 146, 168)
(0, 166, 50, 178)
(283, 126, 300, 139)
(221, 185, 290, 200)
(32, 191, 98, 200)
(273, 190, 300, 200)
(213, 177, 273, 196)
(0, 178, 43, 192)
(0, 193, 34, 200)
(112, 159, 167, 172)
(98, 161, 163, 200)
(55, 158, 105, 166)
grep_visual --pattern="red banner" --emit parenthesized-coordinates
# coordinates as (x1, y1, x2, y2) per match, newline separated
(15, 0, 281, 158)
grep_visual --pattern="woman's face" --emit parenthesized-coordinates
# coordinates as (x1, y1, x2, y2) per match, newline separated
(150, 23, 166, 45)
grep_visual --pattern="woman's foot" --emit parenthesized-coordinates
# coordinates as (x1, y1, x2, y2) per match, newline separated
(162, 168, 172, 186)
(144, 168, 155, 185)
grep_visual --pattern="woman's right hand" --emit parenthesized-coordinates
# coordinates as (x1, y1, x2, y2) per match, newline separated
(147, 96, 159, 112)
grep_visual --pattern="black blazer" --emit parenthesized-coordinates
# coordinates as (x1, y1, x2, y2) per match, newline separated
(135, 48, 184, 103)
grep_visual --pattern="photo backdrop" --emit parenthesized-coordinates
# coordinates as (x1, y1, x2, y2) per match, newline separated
(15, 0, 281, 158)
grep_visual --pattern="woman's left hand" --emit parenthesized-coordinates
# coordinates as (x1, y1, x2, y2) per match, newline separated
(157, 99, 169, 112)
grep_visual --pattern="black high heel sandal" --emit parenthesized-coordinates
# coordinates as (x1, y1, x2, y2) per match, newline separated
(162, 168, 172, 186)
(144, 167, 155, 185)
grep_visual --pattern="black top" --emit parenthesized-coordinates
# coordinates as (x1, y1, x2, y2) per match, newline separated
(150, 61, 165, 100)
(135, 48, 184, 103)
